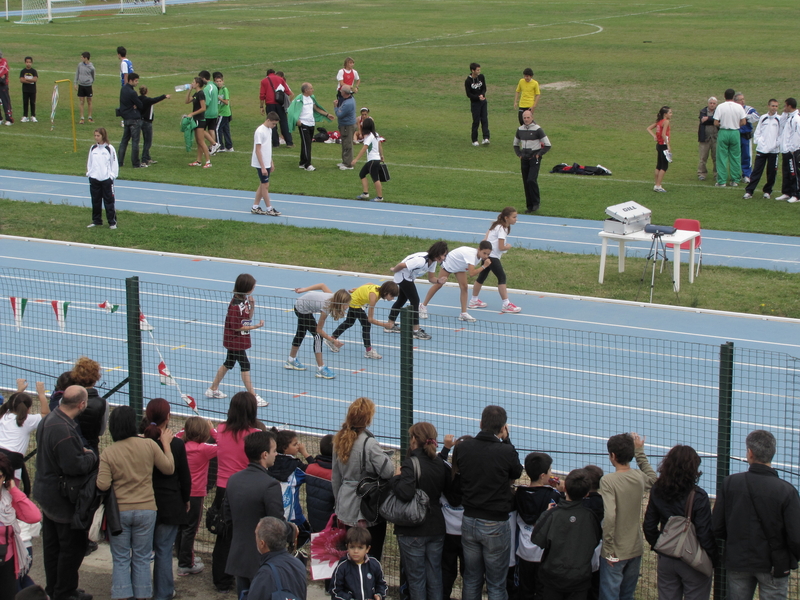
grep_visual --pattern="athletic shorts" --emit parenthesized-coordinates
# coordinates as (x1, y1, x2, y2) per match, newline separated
(77, 85, 93, 98)
(476, 257, 507, 285)
(255, 167, 271, 184)
(193, 118, 206, 130)
(205, 117, 218, 130)
(359, 159, 381, 182)
(656, 144, 669, 172)
(222, 349, 250, 372)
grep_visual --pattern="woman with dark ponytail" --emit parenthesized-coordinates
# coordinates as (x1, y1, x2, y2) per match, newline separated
(647, 105, 673, 193)
(389, 422, 449, 600)
(0, 379, 49, 491)
(141, 399, 191, 600)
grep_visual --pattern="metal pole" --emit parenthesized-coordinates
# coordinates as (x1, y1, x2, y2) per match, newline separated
(399, 307, 413, 456)
(714, 341, 734, 600)
(126, 277, 144, 418)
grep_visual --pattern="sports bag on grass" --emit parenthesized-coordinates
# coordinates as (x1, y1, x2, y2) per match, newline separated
(653, 489, 713, 577)
(378, 456, 429, 527)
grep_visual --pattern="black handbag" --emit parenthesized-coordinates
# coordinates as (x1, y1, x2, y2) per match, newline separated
(268, 76, 286, 106)
(378, 456, 429, 527)
(206, 502, 228, 536)
(355, 435, 390, 523)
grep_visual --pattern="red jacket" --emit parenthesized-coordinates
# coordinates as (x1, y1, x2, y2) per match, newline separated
(259, 74, 291, 105)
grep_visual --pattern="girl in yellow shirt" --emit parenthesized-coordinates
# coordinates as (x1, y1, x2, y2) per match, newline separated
(328, 282, 398, 359)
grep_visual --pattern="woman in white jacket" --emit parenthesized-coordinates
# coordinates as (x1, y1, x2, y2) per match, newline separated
(332, 397, 395, 562)
(86, 127, 119, 229)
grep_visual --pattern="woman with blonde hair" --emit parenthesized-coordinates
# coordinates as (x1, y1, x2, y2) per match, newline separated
(285, 283, 351, 380)
(332, 397, 395, 561)
(71, 356, 107, 454)
(389, 422, 449, 600)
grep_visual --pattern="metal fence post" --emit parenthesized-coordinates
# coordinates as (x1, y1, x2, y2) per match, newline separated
(399, 307, 414, 456)
(126, 276, 144, 418)
(714, 341, 734, 600)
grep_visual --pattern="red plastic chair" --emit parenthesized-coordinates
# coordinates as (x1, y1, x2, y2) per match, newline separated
(666, 218, 702, 276)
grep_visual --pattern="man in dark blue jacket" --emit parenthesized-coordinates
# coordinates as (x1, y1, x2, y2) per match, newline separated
(712, 429, 800, 600)
(245, 517, 307, 600)
(454, 405, 523, 600)
(118, 72, 145, 169)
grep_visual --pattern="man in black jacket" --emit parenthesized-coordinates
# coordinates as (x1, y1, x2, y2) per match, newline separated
(465, 62, 489, 147)
(224, 431, 284, 598)
(454, 405, 523, 600)
(118, 72, 146, 169)
(247, 517, 307, 600)
(712, 430, 800, 600)
(33, 386, 98, 600)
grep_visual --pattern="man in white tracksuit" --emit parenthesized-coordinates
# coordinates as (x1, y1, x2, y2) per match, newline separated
(776, 97, 800, 203)
(743, 99, 781, 200)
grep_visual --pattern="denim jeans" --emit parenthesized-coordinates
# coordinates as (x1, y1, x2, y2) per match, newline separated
(153, 523, 179, 600)
(727, 570, 790, 600)
(599, 555, 641, 600)
(397, 534, 445, 600)
(118, 118, 142, 167)
(110, 509, 157, 599)
(462, 516, 511, 600)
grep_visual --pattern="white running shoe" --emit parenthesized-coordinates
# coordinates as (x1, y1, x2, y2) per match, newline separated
(468, 299, 487, 309)
(204, 388, 227, 399)
(763, 193, 771, 199)
(776, 194, 790, 201)
(742, 193, 753, 199)
(31, 117, 38, 123)
(325, 338, 341, 352)
(306, 165, 316, 171)
(502, 302, 522, 313)
(459, 312, 477, 322)
(255, 394, 269, 407)
(284, 358, 307, 371)
(20, 117, 29, 122)
(482, 138, 490, 145)
(789, 197, 799, 203)
(471, 141, 479, 147)
(418, 304, 428, 319)
(364, 348, 382, 359)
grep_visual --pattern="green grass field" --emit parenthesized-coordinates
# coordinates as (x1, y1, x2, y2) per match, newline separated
(1, 0, 800, 234)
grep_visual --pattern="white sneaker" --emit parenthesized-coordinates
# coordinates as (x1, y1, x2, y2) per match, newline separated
(459, 312, 477, 322)
(20, 117, 29, 122)
(210, 143, 221, 155)
(325, 338, 340, 352)
(468, 299, 487, 309)
(654, 186, 667, 193)
(255, 394, 269, 407)
(305, 165, 316, 171)
(109, 224, 117, 230)
(31, 117, 38, 123)
(364, 348, 382, 360)
(763, 193, 771, 199)
(339, 165, 353, 170)
(4, 121, 11, 126)
(472, 141, 479, 147)
(742, 193, 753, 199)
(482, 138, 490, 145)
(204, 388, 227, 399)
(744, 176, 751, 183)
(776, 194, 790, 201)
(789, 197, 799, 203)
(418, 304, 428, 319)
(502, 302, 522, 313)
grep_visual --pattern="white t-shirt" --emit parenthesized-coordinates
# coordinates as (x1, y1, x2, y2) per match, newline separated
(295, 291, 332, 315)
(364, 132, 382, 162)
(251, 124, 273, 169)
(486, 225, 509, 259)
(0, 412, 42, 454)
(442, 246, 479, 273)
(393, 251, 437, 283)
(713, 101, 746, 130)
(299, 95, 315, 126)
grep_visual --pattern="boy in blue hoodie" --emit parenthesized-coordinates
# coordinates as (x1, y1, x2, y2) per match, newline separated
(330, 527, 387, 600)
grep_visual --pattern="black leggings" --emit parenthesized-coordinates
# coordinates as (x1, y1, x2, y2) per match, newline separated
(476, 257, 507, 286)
(222, 349, 250, 371)
(387, 279, 420, 327)
(332, 307, 371, 348)
(292, 309, 322, 353)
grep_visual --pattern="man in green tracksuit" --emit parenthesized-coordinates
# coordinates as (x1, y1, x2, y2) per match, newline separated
(714, 88, 747, 187)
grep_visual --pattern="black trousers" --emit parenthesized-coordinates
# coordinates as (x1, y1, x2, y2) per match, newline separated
(332, 306, 371, 348)
(0, 84, 12, 121)
(442, 533, 465, 600)
(521, 156, 542, 211)
(780, 151, 800, 198)
(118, 118, 142, 167)
(42, 514, 88, 600)
(89, 177, 116, 226)
(470, 100, 489, 142)
(175, 496, 204, 568)
(745, 152, 778, 195)
(292, 308, 322, 353)
(267, 103, 292, 147)
(22, 90, 36, 117)
(298, 123, 314, 167)
(140, 120, 153, 162)
(387, 279, 420, 327)
(211, 487, 235, 590)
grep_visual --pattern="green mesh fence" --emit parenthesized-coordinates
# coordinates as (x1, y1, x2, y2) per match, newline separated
(2, 267, 799, 598)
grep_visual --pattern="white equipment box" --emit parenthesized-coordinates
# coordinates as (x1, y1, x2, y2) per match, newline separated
(603, 201, 652, 235)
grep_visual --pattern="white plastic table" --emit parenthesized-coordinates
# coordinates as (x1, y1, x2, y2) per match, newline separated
(598, 229, 699, 292)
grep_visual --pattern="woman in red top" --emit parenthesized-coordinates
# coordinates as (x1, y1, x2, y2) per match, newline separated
(205, 273, 267, 407)
(647, 105, 672, 193)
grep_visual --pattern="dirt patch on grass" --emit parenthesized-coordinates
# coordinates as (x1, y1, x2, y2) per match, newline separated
(540, 81, 579, 90)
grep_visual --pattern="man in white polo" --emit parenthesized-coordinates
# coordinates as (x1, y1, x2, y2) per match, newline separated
(713, 88, 746, 187)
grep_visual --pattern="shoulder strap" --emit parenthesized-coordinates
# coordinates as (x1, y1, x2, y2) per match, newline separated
(411, 456, 421, 488)
(684, 488, 696, 520)
(267, 75, 276, 93)
(267, 562, 283, 592)
(359, 432, 370, 473)
(744, 471, 783, 553)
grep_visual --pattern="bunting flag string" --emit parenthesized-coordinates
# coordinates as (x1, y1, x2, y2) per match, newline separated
(51, 301, 71, 332)
(10, 297, 27, 332)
